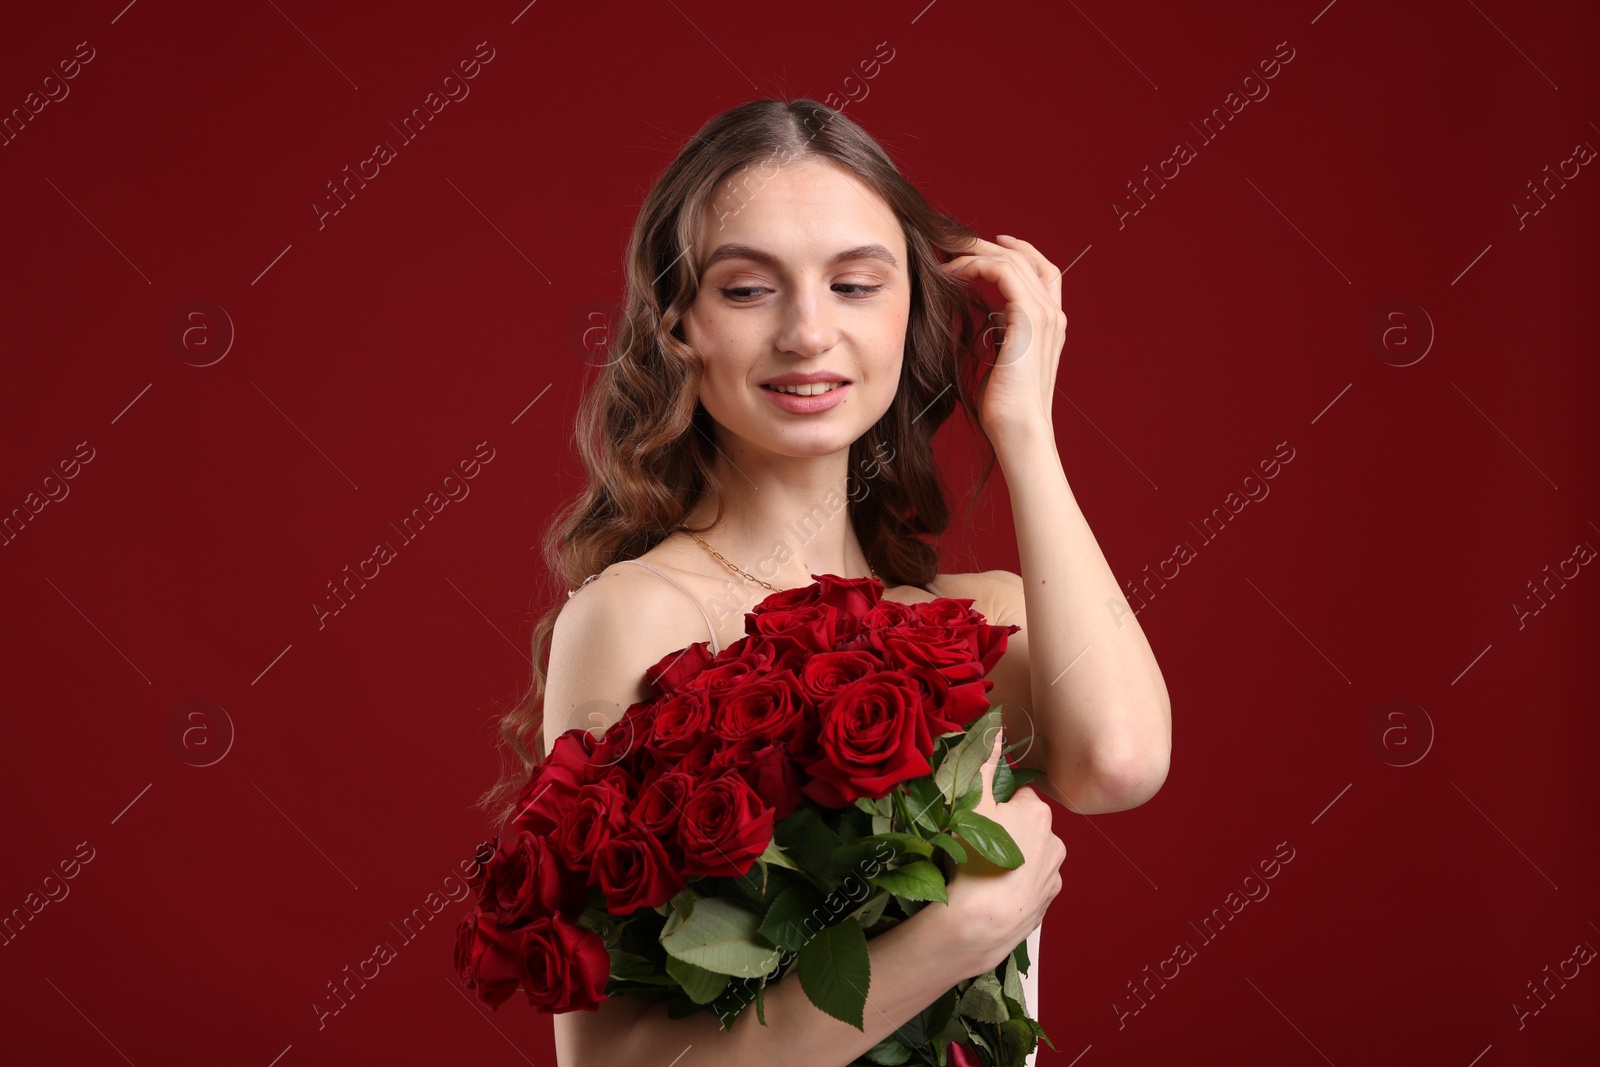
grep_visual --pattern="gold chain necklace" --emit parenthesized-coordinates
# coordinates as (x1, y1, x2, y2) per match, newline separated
(679, 525, 878, 592)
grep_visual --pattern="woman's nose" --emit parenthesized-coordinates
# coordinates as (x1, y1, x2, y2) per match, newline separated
(776, 286, 839, 356)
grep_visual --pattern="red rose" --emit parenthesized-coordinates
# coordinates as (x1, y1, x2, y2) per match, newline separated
(455, 905, 523, 1009)
(672, 735, 723, 778)
(797, 650, 881, 704)
(512, 913, 611, 1013)
(555, 782, 629, 869)
(678, 770, 775, 878)
(644, 640, 715, 695)
(905, 664, 993, 734)
(910, 599, 1019, 675)
(815, 572, 883, 608)
(463, 838, 499, 897)
(860, 624, 984, 685)
(713, 669, 806, 746)
(750, 572, 882, 621)
(478, 831, 587, 924)
(632, 769, 696, 837)
(587, 704, 652, 779)
(857, 597, 917, 631)
(803, 671, 936, 807)
(742, 577, 820, 618)
(513, 728, 595, 836)
(947, 1041, 982, 1067)
(589, 827, 686, 914)
(685, 639, 775, 694)
(710, 737, 804, 821)
(643, 689, 712, 764)
(745, 602, 846, 660)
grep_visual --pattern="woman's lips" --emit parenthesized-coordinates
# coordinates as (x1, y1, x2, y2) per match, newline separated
(760, 381, 851, 413)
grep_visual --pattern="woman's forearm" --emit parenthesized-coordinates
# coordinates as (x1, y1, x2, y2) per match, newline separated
(996, 423, 1172, 811)
(556, 902, 977, 1067)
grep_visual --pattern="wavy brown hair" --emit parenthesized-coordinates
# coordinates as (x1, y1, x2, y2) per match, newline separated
(476, 97, 1003, 827)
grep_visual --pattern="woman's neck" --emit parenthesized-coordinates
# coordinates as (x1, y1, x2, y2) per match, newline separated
(681, 451, 872, 589)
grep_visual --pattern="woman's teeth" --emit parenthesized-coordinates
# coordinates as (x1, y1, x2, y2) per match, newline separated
(767, 382, 843, 396)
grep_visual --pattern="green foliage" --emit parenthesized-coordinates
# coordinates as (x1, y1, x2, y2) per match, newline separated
(660, 896, 781, 978)
(796, 916, 871, 1030)
(614, 703, 1051, 1062)
(950, 810, 1024, 869)
(665, 956, 728, 1004)
(993, 761, 1045, 803)
(868, 860, 948, 904)
(934, 708, 1004, 806)
(956, 972, 1009, 1024)
(758, 882, 824, 954)
(862, 1036, 914, 1064)
(773, 807, 843, 891)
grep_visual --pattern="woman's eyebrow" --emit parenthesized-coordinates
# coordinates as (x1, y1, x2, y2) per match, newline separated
(700, 243, 899, 272)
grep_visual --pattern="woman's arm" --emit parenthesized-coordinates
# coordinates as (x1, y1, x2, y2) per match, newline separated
(941, 233, 1172, 815)
(555, 899, 980, 1067)
(555, 736, 1062, 1067)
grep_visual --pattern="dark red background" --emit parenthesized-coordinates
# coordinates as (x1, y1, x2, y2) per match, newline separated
(2, 1, 1596, 1063)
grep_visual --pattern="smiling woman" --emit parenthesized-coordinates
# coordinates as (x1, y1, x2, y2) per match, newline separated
(464, 97, 1118, 1067)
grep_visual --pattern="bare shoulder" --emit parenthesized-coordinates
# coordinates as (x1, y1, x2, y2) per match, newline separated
(543, 560, 717, 750)
(930, 568, 1025, 625)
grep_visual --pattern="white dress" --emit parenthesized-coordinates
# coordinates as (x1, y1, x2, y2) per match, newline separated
(599, 563, 1048, 1061)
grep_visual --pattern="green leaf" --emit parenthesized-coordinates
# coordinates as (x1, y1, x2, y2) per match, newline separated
(661, 896, 782, 978)
(796, 916, 871, 1030)
(851, 889, 891, 930)
(956, 972, 1009, 1024)
(774, 807, 842, 890)
(955, 770, 983, 813)
(760, 839, 802, 871)
(665, 955, 729, 1004)
(900, 776, 946, 832)
(996, 765, 1045, 803)
(868, 860, 948, 904)
(854, 795, 892, 818)
(834, 833, 933, 876)
(608, 949, 676, 985)
(998, 1018, 1038, 1067)
(1011, 935, 1031, 976)
(929, 832, 968, 865)
(934, 708, 1004, 807)
(863, 1036, 914, 1064)
(759, 883, 823, 954)
(898, 987, 957, 1048)
(1002, 953, 1026, 1011)
(950, 810, 1024, 869)
(933, 1011, 968, 1047)
(991, 750, 1015, 803)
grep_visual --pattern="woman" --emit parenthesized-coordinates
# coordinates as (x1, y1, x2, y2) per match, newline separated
(478, 98, 1171, 1065)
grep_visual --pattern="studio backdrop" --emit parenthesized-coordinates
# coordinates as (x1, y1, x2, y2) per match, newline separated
(1, 1, 1595, 1064)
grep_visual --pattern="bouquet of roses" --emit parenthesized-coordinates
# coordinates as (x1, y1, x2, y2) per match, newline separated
(454, 573, 1054, 1066)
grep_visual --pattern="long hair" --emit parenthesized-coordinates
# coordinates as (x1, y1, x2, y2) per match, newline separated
(476, 98, 1001, 827)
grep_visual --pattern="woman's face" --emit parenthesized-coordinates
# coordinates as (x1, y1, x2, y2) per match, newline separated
(681, 157, 911, 462)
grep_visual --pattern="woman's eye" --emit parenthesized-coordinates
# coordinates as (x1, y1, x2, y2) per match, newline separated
(718, 283, 884, 302)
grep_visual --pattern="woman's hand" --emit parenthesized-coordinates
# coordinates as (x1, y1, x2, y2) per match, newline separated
(940, 233, 1067, 450)
(938, 729, 1066, 977)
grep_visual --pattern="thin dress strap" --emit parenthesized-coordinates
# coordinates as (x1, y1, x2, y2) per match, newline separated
(924, 580, 943, 598)
(617, 559, 721, 654)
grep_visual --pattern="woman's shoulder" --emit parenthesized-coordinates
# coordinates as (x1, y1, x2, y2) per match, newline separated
(559, 543, 735, 655)
(925, 569, 1024, 624)
(546, 557, 722, 748)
